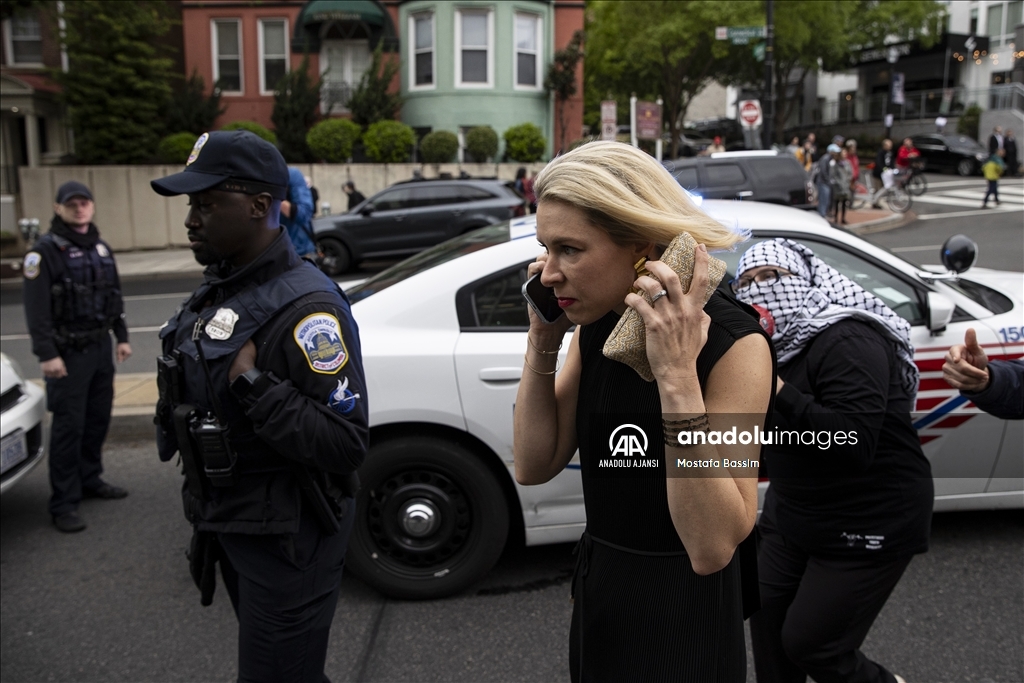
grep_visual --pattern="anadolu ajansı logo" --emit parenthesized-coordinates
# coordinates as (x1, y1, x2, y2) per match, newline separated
(599, 424, 659, 469)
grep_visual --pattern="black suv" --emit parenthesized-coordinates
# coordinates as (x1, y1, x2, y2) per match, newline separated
(313, 178, 525, 275)
(664, 152, 813, 209)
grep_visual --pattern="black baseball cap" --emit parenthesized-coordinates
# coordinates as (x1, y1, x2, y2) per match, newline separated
(55, 181, 93, 204)
(150, 130, 289, 200)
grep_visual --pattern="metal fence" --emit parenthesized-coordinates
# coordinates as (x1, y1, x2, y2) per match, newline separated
(813, 83, 1024, 126)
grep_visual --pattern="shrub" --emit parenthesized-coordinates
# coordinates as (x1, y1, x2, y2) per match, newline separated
(465, 126, 498, 162)
(157, 132, 199, 164)
(348, 43, 403, 127)
(307, 119, 362, 162)
(957, 104, 982, 140)
(419, 130, 459, 163)
(221, 120, 277, 144)
(503, 123, 546, 162)
(271, 55, 322, 162)
(363, 120, 415, 163)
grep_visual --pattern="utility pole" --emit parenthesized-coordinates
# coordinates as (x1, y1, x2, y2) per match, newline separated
(763, 0, 775, 149)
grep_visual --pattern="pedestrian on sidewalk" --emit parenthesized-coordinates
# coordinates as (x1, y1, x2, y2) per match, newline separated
(981, 149, 1005, 208)
(22, 181, 132, 533)
(1004, 130, 1018, 177)
(343, 180, 366, 211)
(150, 130, 368, 683)
(813, 144, 840, 218)
(831, 148, 853, 224)
(281, 167, 317, 260)
(845, 139, 860, 188)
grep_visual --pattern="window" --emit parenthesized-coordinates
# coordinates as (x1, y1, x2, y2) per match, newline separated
(969, 8, 978, 35)
(371, 188, 419, 211)
(471, 266, 531, 328)
(673, 167, 699, 190)
(514, 13, 541, 88)
(410, 12, 434, 88)
(259, 19, 288, 94)
(1009, 2, 1023, 37)
(456, 9, 492, 87)
(704, 164, 746, 186)
(5, 15, 43, 65)
(987, 3, 1004, 46)
(213, 19, 242, 93)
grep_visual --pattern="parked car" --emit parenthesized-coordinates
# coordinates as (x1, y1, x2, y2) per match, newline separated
(312, 178, 525, 275)
(664, 151, 814, 209)
(911, 133, 989, 176)
(344, 203, 1023, 599)
(1, 352, 46, 495)
(616, 126, 713, 156)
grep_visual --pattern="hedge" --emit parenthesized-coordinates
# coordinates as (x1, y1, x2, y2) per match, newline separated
(157, 132, 199, 164)
(307, 119, 362, 162)
(363, 120, 415, 163)
(503, 123, 546, 162)
(465, 126, 498, 162)
(419, 130, 459, 163)
(221, 120, 278, 144)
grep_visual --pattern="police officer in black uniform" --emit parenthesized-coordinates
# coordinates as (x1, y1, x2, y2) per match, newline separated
(151, 130, 368, 683)
(23, 181, 131, 533)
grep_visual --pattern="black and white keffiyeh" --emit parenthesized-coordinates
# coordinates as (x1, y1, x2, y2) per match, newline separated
(735, 239, 919, 395)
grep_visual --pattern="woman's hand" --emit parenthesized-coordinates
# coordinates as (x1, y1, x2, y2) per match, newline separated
(625, 244, 711, 385)
(525, 255, 573, 344)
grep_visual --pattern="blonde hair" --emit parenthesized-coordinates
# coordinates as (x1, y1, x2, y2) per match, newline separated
(533, 140, 744, 250)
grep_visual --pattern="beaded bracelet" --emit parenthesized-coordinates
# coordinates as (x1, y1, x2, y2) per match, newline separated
(662, 413, 710, 448)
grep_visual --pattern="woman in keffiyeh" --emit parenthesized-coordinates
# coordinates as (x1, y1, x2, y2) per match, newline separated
(734, 238, 933, 683)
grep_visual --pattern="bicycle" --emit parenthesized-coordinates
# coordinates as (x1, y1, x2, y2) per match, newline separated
(850, 173, 912, 213)
(898, 159, 928, 196)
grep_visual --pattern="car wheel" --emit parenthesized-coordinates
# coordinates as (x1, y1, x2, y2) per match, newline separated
(957, 158, 975, 177)
(317, 237, 350, 276)
(347, 436, 510, 599)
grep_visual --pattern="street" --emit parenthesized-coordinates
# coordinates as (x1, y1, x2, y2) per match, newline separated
(1, 437, 1021, 682)
(1, 172, 1023, 682)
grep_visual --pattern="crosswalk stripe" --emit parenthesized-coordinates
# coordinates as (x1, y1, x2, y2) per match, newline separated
(909, 194, 1023, 208)
(938, 189, 1024, 204)
(917, 208, 1020, 220)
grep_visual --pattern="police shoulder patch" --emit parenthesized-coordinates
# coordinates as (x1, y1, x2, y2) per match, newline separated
(294, 312, 348, 374)
(23, 252, 42, 280)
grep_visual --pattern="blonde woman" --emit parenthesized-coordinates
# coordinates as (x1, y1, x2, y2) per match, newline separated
(513, 141, 775, 682)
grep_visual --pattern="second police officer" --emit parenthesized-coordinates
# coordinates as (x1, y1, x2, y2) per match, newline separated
(150, 130, 368, 683)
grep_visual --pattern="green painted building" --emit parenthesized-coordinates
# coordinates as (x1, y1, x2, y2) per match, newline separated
(397, 0, 571, 160)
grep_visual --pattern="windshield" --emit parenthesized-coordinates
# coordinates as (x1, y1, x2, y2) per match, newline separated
(347, 223, 512, 303)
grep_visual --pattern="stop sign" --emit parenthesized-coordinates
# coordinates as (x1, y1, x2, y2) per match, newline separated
(739, 100, 762, 129)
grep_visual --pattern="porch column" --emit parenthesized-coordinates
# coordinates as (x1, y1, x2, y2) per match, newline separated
(23, 112, 40, 168)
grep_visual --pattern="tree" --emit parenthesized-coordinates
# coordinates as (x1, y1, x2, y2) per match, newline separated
(347, 43, 402, 127)
(720, 1, 945, 142)
(164, 70, 226, 136)
(586, 1, 752, 159)
(54, 1, 175, 163)
(544, 29, 584, 153)
(271, 54, 322, 162)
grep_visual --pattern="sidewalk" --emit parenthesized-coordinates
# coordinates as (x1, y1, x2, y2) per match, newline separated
(9, 207, 911, 440)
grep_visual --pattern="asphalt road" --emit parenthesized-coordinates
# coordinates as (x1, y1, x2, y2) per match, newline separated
(1, 437, 1021, 682)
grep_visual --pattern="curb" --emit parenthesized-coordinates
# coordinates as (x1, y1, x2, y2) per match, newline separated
(846, 210, 917, 236)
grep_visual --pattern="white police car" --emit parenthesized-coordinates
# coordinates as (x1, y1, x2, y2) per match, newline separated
(346, 202, 1024, 599)
(0, 352, 47, 495)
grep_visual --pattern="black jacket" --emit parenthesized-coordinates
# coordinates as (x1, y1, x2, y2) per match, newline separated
(761, 319, 933, 556)
(22, 216, 128, 361)
(872, 148, 895, 178)
(160, 230, 368, 533)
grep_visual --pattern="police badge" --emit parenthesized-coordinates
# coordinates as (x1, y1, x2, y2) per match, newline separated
(205, 307, 239, 340)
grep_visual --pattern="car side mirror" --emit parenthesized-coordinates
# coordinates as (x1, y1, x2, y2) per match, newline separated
(927, 291, 956, 334)
(941, 234, 977, 273)
(360, 203, 376, 216)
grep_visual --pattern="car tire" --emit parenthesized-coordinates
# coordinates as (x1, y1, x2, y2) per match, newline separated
(347, 436, 510, 599)
(957, 158, 976, 177)
(317, 237, 351, 276)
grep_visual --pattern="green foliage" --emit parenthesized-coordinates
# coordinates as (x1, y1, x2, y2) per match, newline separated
(503, 123, 546, 162)
(545, 30, 584, 152)
(164, 70, 225, 136)
(465, 126, 498, 162)
(306, 118, 362, 162)
(957, 104, 982, 140)
(157, 132, 199, 164)
(221, 120, 278, 144)
(586, 1, 752, 158)
(271, 55, 322, 162)
(419, 130, 459, 164)
(54, 0, 176, 163)
(363, 120, 415, 163)
(347, 43, 403, 127)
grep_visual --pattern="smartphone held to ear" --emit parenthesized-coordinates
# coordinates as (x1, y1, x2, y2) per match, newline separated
(522, 273, 564, 324)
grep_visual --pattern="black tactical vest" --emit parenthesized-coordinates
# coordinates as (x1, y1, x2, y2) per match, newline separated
(39, 233, 122, 329)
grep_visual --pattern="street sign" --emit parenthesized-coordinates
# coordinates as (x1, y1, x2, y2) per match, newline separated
(601, 100, 617, 141)
(738, 100, 763, 129)
(715, 26, 766, 45)
(635, 101, 662, 140)
(752, 41, 766, 62)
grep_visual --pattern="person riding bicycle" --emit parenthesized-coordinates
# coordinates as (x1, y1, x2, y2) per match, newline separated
(895, 138, 920, 171)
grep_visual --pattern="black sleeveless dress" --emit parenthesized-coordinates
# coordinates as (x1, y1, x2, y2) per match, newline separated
(570, 292, 774, 683)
